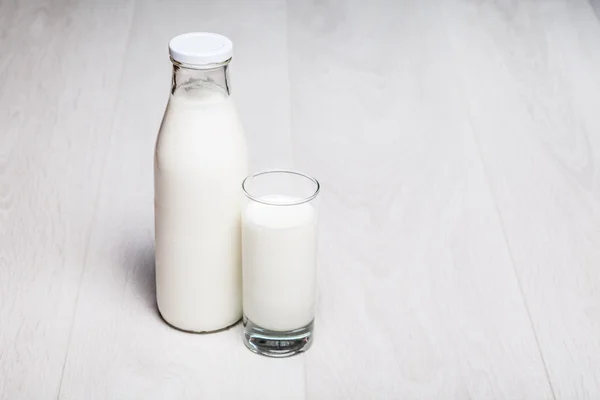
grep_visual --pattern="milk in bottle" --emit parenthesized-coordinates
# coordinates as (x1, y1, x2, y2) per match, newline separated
(154, 33, 247, 332)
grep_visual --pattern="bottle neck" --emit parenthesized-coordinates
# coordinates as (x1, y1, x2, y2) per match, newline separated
(170, 62, 231, 101)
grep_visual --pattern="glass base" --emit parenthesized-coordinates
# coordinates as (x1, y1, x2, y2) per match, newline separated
(243, 316, 314, 358)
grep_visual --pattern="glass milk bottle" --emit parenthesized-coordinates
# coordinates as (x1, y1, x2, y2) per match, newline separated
(154, 33, 248, 332)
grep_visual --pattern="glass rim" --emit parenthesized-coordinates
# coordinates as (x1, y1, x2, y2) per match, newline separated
(242, 170, 320, 206)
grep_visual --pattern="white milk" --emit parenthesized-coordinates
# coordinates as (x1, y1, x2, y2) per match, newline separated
(154, 88, 247, 332)
(242, 195, 318, 332)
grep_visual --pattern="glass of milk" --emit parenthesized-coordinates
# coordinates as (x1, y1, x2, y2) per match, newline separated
(241, 170, 320, 357)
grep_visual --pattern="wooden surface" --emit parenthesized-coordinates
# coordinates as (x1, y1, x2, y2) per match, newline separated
(1, 0, 600, 398)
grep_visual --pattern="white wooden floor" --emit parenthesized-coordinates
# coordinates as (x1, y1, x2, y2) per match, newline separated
(1, 0, 600, 398)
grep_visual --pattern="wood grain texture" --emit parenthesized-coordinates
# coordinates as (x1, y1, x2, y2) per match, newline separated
(0, 0, 134, 398)
(1, 0, 600, 398)
(445, 0, 600, 398)
(287, 1, 554, 398)
(56, 1, 303, 399)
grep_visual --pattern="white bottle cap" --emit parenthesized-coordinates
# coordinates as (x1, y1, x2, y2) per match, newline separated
(169, 32, 233, 65)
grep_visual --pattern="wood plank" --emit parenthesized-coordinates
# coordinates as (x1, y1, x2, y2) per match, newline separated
(0, 1, 134, 398)
(287, 1, 554, 398)
(57, 1, 303, 399)
(444, 0, 600, 398)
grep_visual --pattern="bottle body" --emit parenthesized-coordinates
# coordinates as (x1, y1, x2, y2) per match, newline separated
(154, 64, 247, 332)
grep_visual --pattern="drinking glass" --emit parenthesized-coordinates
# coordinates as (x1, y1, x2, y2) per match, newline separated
(241, 170, 320, 357)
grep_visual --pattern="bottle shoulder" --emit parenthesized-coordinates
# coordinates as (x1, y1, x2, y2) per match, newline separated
(154, 95, 247, 169)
